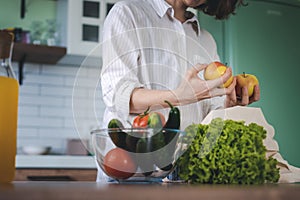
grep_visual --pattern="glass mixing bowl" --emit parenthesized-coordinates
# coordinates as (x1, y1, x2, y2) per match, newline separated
(91, 128, 186, 183)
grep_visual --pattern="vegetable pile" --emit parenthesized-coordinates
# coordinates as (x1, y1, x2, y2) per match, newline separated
(104, 101, 181, 179)
(177, 118, 280, 184)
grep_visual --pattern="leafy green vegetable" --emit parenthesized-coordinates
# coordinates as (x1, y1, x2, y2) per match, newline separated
(177, 118, 280, 184)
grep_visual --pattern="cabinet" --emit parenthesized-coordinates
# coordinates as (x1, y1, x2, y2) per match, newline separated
(15, 155, 98, 181)
(15, 169, 97, 181)
(57, 0, 119, 56)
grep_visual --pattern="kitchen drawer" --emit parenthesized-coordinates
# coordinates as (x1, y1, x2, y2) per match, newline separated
(15, 169, 97, 182)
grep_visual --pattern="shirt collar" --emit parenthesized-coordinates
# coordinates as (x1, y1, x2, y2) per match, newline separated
(149, 0, 201, 36)
(148, 0, 173, 18)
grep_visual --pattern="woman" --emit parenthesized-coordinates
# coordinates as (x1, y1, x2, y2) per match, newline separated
(99, 0, 260, 181)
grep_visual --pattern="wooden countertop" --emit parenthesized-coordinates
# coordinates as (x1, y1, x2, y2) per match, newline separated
(0, 182, 299, 200)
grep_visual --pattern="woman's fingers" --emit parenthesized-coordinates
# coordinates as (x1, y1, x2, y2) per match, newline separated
(187, 63, 207, 78)
(237, 86, 249, 106)
(249, 85, 260, 103)
(177, 64, 238, 104)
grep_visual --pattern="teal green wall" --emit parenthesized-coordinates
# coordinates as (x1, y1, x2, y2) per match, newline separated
(227, 1, 300, 168)
(198, 12, 225, 62)
(0, 0, 57, 30)
(200, 0, 300, 167)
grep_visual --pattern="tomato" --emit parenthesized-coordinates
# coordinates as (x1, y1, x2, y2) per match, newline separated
(133, 114, 149, 128)
(103, 148, 137, 179)
(133, 111, 165, 128)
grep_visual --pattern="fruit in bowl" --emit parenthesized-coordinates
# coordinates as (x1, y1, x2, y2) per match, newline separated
(91, 127, 185, 182)
(103, 147, 137, 180)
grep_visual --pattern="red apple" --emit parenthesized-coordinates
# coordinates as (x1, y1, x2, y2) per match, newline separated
(236, 72, 259, 97)
(204, 61, 233, 88)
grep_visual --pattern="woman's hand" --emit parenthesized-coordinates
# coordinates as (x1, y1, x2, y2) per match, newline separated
(130, 63, 257, 114)
(174, 64, 235, 105)
(225, 78, 260, 107)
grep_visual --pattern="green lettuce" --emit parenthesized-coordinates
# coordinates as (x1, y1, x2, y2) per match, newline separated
(177, 118, 280, 184)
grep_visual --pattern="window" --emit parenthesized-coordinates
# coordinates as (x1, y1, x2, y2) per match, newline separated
(83, 1, 100, 18)
(82, 24, 99, 42)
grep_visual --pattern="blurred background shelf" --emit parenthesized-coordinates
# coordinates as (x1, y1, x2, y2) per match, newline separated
(11, 43, 67, 84)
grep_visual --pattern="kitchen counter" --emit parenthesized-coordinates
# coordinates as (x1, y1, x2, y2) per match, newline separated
(16, 155, 97, 169)
(15, 155, 98, 181)
(0, 181, 299, 200)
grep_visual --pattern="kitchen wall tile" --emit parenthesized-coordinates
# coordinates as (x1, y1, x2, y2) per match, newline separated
(88, 87, 102, 98)
(41, 65, 79, 76)
(65, 76, 98, 88)
(40, 107, 73, 118)
(17, 127, 39, 138)
(63, 119, 93, 140)
(18, 105, 39, 117)
(41, 85, 71, 97)
(64, 76, 76, 87)
(12, 63, 41, 75)
(14, 62, 105, 155)
(38, 127, 79, 139)
(63, 65, 100, 86)
(64, 97, 96, 111)
(19, 85, 40, 95)
(87, 67, 101, 78)
(18, 116, 64, 128)
(63, 118, 77, 129)
(23, 74, 64, 85)
(19, 95, 65, 106)
(64, 117, 97, 130)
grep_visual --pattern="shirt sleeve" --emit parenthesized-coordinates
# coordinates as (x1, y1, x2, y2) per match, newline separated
(101, 3, 143, 119)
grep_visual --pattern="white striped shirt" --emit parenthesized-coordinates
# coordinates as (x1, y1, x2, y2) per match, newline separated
(101, 0, 225, 130)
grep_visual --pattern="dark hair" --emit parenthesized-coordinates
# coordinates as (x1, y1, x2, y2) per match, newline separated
(195, 0, 246, 20)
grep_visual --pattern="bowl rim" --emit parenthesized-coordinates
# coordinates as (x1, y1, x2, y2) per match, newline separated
(90, 127, 185, 135)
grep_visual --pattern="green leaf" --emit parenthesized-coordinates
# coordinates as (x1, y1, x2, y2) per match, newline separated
(177, 118, 280, 184)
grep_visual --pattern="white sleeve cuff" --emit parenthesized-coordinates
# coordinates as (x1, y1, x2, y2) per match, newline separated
(114, 81, 143, 119)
